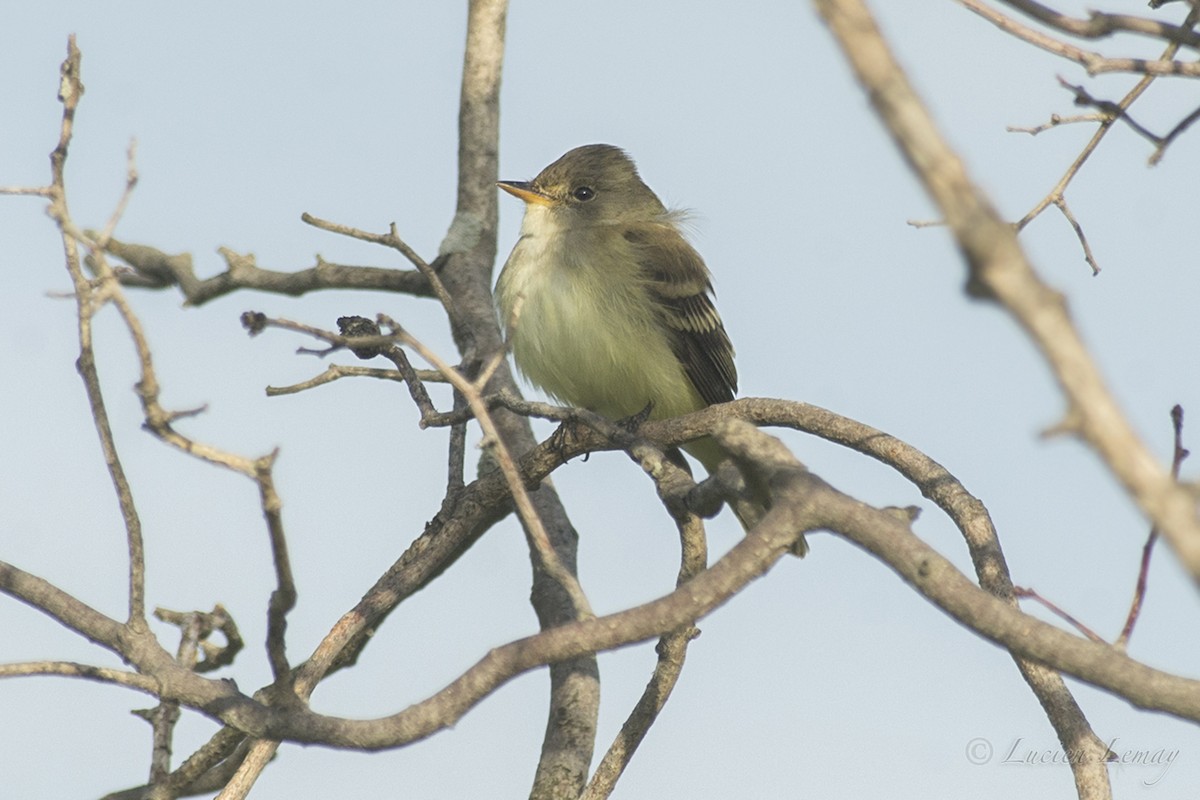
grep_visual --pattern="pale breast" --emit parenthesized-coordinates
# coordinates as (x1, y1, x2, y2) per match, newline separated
(498, 230, 703, 420)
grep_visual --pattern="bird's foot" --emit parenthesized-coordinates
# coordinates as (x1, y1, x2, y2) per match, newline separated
(616, 401, 655, 433)
(549, 419, 587, 464)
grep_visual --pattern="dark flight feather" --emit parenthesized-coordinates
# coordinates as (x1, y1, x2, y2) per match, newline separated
(623, 224, 737, 406)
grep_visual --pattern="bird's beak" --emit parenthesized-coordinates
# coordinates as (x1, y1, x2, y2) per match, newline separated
(497, 180, 554, 206)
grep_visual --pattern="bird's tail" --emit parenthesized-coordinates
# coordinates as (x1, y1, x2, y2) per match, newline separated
(683, 436, 808, 557)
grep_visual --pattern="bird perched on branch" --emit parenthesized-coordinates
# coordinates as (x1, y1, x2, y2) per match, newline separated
(496, 144, 804, 556)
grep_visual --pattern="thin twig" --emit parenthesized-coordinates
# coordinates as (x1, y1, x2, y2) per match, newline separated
(135, 610, 202, 785)
(1014, 3, 1200, 237)
(1053, 196, 1100, 275)
(996, 0, 1200, 48)
(959, 0, 1200, 75)
(1007, 113, 1108, 135)
(264, 363, 444, 397)
(93, 139, 139, 248)
(214, 739, 280, 800)
(1056, 76, 1161, 143)
(390, 317, 594, 621)
(45, 36, 151, 630)
(300, 212, 430, 271)
(41, 41, 299, 796)
(447, 389, 469, 496)
(1151, 102, 1200, 165)
(1116, 405, 1190, 649)
(0, 661, 158, 690)
(257, 454, 296, 686)
(301, 211, 456, 316)
(1014, 586, 1106, 644)
(0, 184, 54, 196)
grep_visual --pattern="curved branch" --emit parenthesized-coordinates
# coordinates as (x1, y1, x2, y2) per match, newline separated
(12, 397, 1200, 779)
(960, 0, 1200, 77)
(0, 561, 127, 656)
(997, 0, 1200, 49)
(582, 441, 708, 799)
(125, 423, 1200, 753)
(0, 661, 158, 692)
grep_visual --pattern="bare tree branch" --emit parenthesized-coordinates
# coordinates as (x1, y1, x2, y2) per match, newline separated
(435, 2, 601, 795)
(0, 661, 159, 692)
(404, 328, 593, 620)
(997, 0, 1200, 49)
(213, 740, 278, 800)
(8, 6, 1200, 798)
(11, 391, 1200, 793)
(100, 729, 250, 800)
(581, 442, 707, 800)
(815, 2, 1122, 796)
(814, 0, 1200, 590)
(102, 236, 435, 305)
(1118, 405, 1190, 650)
(44, 37, 150, 630)
(258, 455, 297, 688)
(106, 422, 1200, 750)
(1006, 3, 1200, 242)
(960, 0, 1200, 76)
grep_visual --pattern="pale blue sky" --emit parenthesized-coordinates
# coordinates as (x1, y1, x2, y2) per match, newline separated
(3, 2, 1198, 798)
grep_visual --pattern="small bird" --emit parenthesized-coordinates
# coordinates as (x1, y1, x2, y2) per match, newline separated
(496, 144, 804, 555)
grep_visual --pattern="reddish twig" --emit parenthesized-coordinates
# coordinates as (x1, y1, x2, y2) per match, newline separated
(1116, 405, 1190, 650)
(1014, 586, 1107, 644)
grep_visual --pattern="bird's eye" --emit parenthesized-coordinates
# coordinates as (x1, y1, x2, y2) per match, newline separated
(571, 186, 596, 202)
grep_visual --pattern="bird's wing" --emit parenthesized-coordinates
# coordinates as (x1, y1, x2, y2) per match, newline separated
(623, 224, 737, 406)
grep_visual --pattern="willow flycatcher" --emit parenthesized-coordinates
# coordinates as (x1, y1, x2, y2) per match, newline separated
(496, 144, 804, 555)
